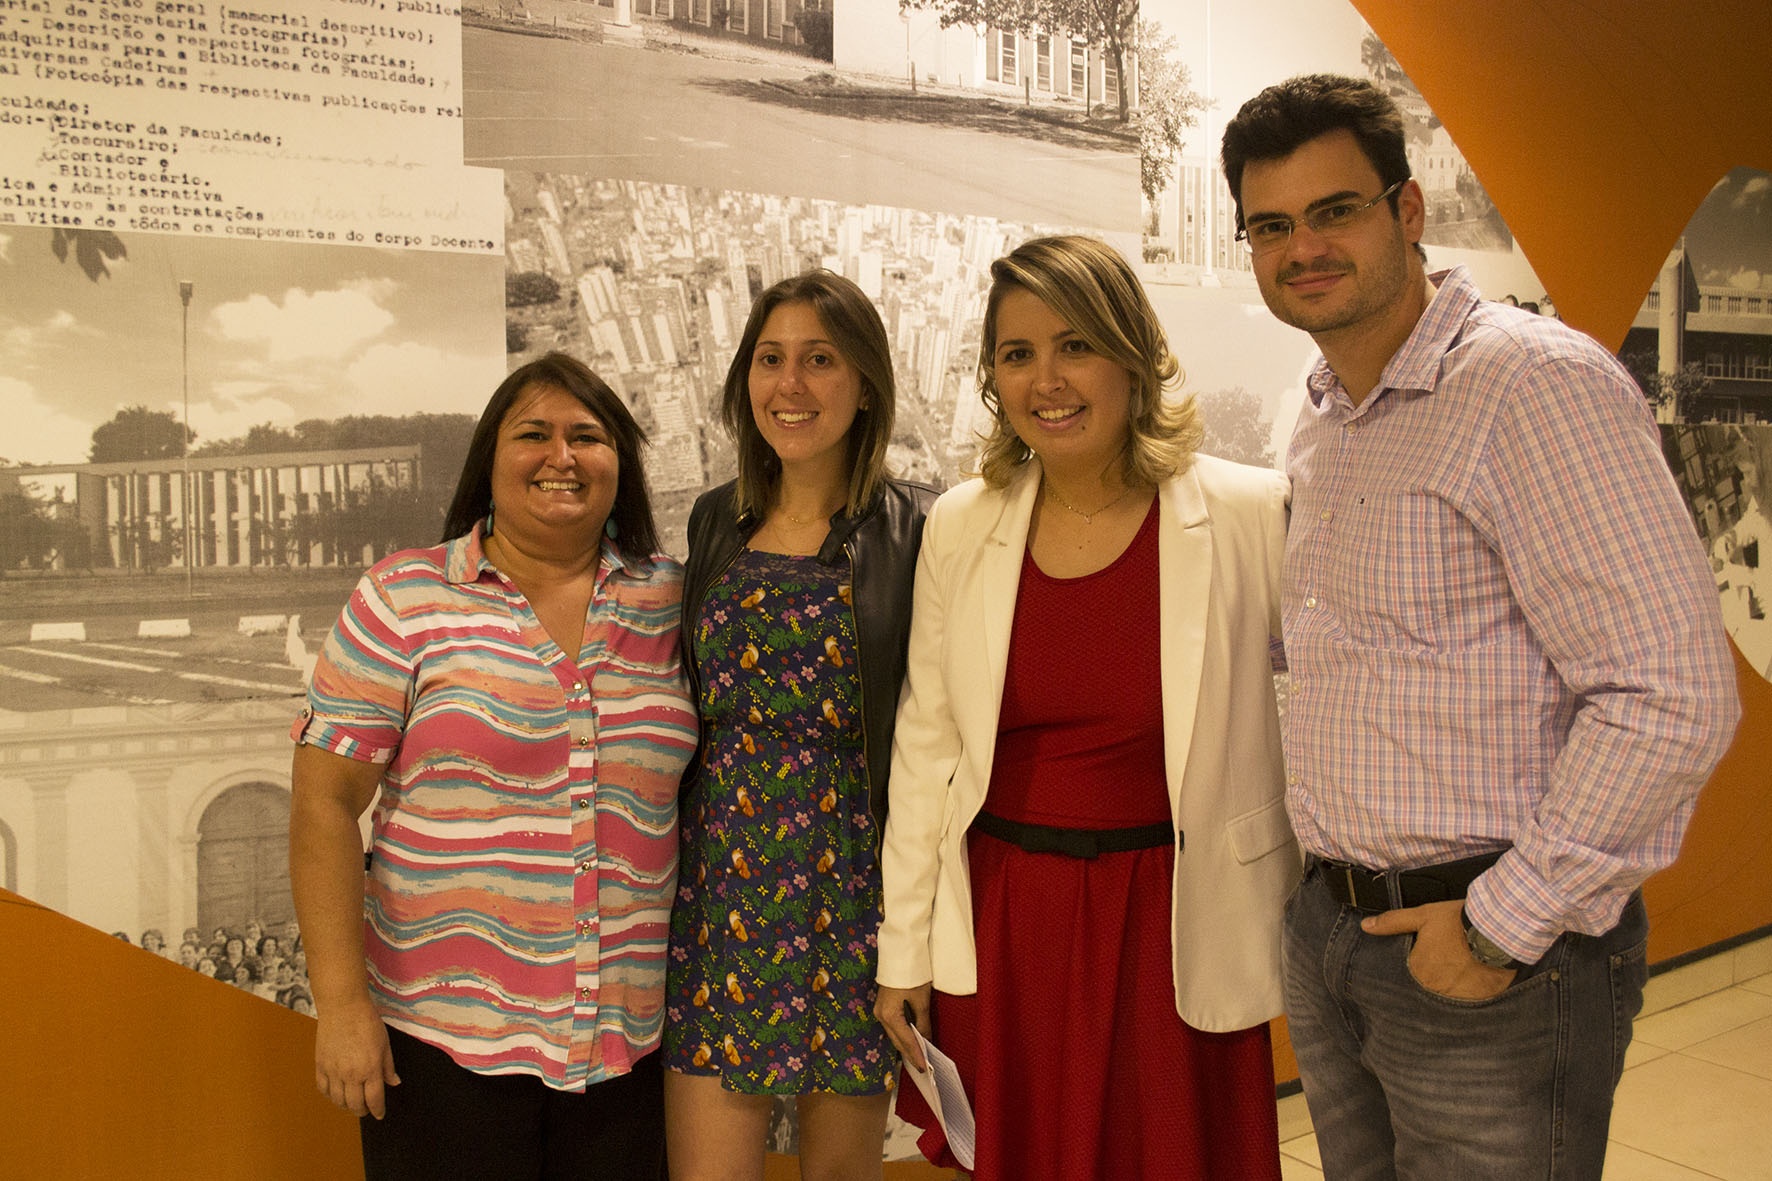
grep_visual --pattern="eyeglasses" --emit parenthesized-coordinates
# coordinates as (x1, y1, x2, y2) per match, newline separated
(1236, 181, 1406, 255)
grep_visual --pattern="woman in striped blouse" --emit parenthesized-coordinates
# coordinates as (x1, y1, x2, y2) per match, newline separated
(290, 353, 698, 1180)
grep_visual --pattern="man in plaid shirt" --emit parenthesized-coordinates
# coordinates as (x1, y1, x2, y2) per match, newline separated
(1222, 74, 1739, 1179)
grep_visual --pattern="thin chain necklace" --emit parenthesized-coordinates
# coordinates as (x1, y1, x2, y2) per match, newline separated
(761, 502, 839, 556)
(1044, 481, 1132, 525)
(779, 505, 837, 526)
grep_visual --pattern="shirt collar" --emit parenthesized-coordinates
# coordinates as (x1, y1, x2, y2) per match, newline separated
(445, 517, 640, 587)
(1306, 264, 1480, 410)
(444, 520, 493, 584)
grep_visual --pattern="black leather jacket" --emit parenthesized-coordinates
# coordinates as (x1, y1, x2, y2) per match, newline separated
(680, 477, 937, 824)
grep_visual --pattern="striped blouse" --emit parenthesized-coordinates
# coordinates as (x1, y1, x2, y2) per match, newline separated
(293, 521, 697, 1091)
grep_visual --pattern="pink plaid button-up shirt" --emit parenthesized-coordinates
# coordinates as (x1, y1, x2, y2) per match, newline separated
(1282, 266, 1739, 962)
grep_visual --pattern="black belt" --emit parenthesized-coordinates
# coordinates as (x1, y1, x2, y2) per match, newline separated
(1309, 849, 1505, 912)
(971, 811, 1177, 859)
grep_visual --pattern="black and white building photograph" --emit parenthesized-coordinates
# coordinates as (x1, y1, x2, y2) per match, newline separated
(0, 226, 504, 1012)
(1136, 0, 1541, 292)
(1621, 168, 1772, 424)
(1662, 423, 1772, 685)
(462, 0, 1142, 230)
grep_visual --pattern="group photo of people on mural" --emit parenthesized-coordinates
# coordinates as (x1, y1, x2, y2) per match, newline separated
(285, 72, 1738, 1181)
(117, 920, 314, 1014)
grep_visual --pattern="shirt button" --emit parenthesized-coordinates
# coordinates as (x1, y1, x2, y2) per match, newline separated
(577, 798, 590, 809)
(578, 736, 590, 747)
(1288, 773, 1301, 785)
(1319, 509, 1332, 521)
(1345, 423, 1358, 435)
(579, 987, 592, 1000)
(578, 919, 593, 933)
(1304, 596, 1318, 609)
(577, 861, 592, 874)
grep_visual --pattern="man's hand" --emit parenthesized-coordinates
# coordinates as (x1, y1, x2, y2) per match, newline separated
(1362, 899, 1516, 1001)
(314, 999, 400, 1119)
(875, 982, 932, 1073)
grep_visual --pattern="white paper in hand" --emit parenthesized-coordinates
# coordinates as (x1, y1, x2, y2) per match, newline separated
(906, 1024, 976, 1169)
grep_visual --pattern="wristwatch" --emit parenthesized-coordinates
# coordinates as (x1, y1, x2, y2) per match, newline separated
(1461, 906, 1524, 970)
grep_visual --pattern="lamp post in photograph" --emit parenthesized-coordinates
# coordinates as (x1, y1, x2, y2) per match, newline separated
(179, 279, 194, 597)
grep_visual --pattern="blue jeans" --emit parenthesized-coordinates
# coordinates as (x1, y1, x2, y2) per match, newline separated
(1283, 863, 1648, 1180)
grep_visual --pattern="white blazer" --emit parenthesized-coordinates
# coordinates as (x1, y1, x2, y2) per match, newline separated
(877, 453, 1301, 1032)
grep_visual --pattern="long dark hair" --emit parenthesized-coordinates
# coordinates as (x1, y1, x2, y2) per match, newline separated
(721, 270, 897, 520)
(442, 353, 661, 558)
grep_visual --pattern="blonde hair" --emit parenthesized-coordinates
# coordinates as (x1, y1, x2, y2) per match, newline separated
(975, 235, 1201, 489)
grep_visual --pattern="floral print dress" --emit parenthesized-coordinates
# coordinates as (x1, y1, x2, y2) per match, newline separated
(664, 548, 894, 1095)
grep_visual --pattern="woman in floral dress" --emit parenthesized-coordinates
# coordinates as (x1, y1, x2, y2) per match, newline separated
(663, 270, 934, 1180)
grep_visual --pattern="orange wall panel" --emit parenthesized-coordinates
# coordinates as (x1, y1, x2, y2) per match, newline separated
(0, 892, 362, 1181)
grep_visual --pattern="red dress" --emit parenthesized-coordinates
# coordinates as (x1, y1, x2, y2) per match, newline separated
(896, 502, 1281, 1179)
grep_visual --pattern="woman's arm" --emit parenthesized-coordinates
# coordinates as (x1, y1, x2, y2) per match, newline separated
(875, 495, 968, 1066)
(289, 743, 399, 1119)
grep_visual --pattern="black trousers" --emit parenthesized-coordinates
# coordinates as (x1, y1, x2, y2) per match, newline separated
(361, 1025, 666, 1181)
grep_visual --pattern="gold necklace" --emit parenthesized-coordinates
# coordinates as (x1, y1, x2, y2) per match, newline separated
(761, 511, 831, 556)
(1044, 481, 1132, 525)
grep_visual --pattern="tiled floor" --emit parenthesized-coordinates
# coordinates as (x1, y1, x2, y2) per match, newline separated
(1276, 937, 1772, 1181)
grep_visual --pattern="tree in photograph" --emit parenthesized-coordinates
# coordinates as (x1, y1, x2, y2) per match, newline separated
(0, 488, 52, 574)
(1193, 386, 1276, 469)
(904, 0, 1032, 45)
(111, 509, 179, 571)
(88, 406, 191, 463)
(1135, 19, 1205, 206)
(1361, 30, 1409, 90)
(51, 228, 128, 282)
(507, 271, 562, 307)
(1622, 352, 1714, 418)
(905, 0, 1140, 122)
(305, 471, 438, 566)
(796, 6, 834, 60)
(1039, 0, 1139, 122)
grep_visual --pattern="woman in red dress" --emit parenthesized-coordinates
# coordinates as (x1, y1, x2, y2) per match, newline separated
(874, 236, 1299, 1179)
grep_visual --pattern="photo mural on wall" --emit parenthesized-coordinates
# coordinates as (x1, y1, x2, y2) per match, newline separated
(1131, 0, 1549, 457)
(1661, 424, 1772, 686)
(0, 0, 1624, 1163)
(1615, 166, 1772, 688)
(0, 227, 503, 1014)
(1617, 167, 1772, 427)
(462, 0, 1141, 231)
